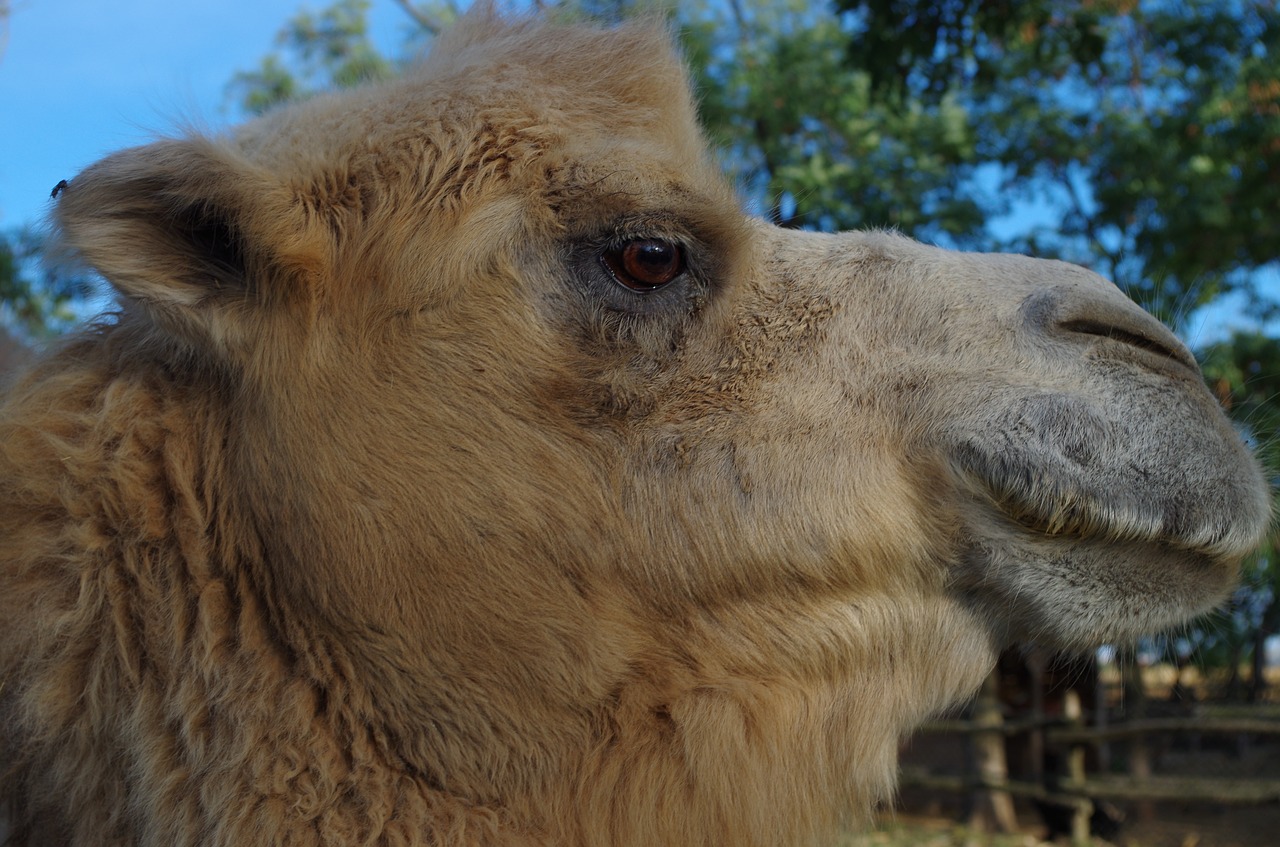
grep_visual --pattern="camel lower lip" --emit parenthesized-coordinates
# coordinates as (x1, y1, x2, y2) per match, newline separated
(992, 488, 1107, 541)
(975, 476, 1221, 560)
(954, 511, 1237, 650)
(993, 491, 1199, 553)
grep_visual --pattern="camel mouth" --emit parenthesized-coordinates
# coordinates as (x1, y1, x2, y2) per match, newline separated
(940, 399, 1272, 649)
(983, 474, 1210, 553)
(946, 442, 1253, 649)
(949, 438, 1251, 563)
(942, 384, 1272, 567)
(952, 517, 1237, 650)
(985, 478, 1131, 545)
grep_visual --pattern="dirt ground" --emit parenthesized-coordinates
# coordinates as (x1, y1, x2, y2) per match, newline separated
(841, 804, 1280, 847)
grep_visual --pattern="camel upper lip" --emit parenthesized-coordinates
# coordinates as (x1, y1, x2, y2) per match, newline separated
(949, 440, 1243, 560)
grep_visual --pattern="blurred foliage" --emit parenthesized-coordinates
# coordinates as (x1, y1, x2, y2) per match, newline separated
(228, 0, 402, 115)
(1202, 332, 1280, 484)
(0, 227, 96, 339)
(840, 0, 1280, 326)
(0, 0, 9, 61)
(678, 1, 986, 241)
(1192, 332, 1280, 697)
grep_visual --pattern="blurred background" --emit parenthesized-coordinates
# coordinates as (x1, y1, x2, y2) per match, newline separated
(2, 1, 1277, 844)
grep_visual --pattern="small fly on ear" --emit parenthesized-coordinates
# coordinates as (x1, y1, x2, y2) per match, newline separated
(51, 179, 69, 199)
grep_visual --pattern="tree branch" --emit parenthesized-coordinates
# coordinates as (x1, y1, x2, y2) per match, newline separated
(1060, 162, 1124, 284)
(393, 0, 445, 35)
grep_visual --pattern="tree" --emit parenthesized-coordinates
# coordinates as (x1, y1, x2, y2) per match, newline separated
(0, 226, 96, 339)
(679, 1, 986, 241)
(229, 0, 403, 116)
(0, 0, 10, 61)
(1199, 331, 1280, 700)
(837, 0, 1280, 325)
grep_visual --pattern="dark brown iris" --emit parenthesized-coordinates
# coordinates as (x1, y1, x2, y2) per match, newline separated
(601, 239, 685, 292)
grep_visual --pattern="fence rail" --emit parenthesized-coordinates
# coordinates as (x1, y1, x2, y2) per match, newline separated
(901, 698, 1280, 845)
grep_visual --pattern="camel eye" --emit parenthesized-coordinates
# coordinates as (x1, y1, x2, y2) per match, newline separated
(601, 239, 685, 292)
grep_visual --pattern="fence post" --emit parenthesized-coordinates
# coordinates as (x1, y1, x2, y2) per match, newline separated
(1094, 653, 1110, 773)
(1063, 689, 1093, 846)
(1122, 653, 1155, 821)
(969, 669, 1018, 832)
(1028, 648, 1047, 783)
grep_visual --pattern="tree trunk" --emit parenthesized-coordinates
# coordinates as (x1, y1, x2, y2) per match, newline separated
(1224, 637, 1244, 701)
(968, 669, 1018, 833)
(1249, 594, 1278, 703)
(1122, 649, 1155, 822)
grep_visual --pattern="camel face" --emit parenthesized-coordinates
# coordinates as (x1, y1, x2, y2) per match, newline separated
(756, 230, 1270, 648)
(2, 12, 1269, 847)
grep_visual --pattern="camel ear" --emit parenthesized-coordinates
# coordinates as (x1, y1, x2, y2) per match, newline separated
(53, 137, 326, 353)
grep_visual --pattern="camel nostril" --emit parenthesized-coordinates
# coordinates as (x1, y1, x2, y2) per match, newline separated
(1059, 318, 1199, 373)
(1018, 286, 1200, 375)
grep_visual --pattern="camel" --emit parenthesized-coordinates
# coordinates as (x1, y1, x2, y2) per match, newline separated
(0, 11, 1269, 847)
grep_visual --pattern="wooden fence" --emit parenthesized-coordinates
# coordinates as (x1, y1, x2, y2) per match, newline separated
(898, 693, 1280, 845)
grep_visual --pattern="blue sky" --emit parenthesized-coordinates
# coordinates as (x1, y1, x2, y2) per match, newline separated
(1, 1, 1274, 342)
(0, 1, 407, 228)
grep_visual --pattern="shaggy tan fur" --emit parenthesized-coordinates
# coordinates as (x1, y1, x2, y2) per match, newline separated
(0, 10, 1270, 847)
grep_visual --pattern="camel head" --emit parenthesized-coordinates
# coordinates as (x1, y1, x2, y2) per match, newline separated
(8, 10, 1270, 847)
